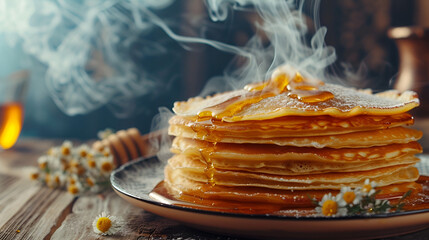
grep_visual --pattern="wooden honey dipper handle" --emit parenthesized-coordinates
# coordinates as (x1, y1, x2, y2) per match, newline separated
(92, 128, 165, 166)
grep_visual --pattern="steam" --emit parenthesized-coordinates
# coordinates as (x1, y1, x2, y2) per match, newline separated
(0, 0, 335, 117)
(203, 0, 336, 90)
(0, 0, 175, 116)
(144, 0, 337, 160)
(1, 0, 338, 159)
(155, 0, 336, 96)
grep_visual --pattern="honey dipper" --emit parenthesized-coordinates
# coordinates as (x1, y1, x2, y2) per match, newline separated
(92, 128, 160, 167)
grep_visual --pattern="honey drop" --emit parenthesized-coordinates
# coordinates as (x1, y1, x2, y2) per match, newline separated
(197, 70, 334, 120)
(288, 90, 334, 103)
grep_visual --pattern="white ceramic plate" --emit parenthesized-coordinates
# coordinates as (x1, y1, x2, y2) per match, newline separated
(111, 156, 429, 240)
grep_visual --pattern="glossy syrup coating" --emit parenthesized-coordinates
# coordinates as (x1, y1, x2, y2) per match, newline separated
(173, 70, 419, 121)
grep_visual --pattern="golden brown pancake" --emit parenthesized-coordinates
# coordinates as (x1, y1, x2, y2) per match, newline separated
(169, 126, 422, 148)
(169, 113, 414, 137)
(172, 137, 422, 162)
(166, 154, 419, 190)
(171, 138, 422, 174)
(164, 168, 421, 208)
(163, 66, 423, 210)
(169, 152, 421, 175)
(173, 84, 419, 121)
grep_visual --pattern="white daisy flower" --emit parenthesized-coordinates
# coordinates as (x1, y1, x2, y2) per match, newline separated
(47, 155, 64, 171)
(98, 156, 115, 175)
(61, 141, 73, 156)
(86, 155, 97, 169)
(85, 176, 96, 187)
(315, 193, 347, 217)
(339, 186, 362, 206)
(67, 182, 83, 195)
(47, 147, 60, 157)
(68, 174, 79, 185)
(77, 144, 90, 158)
(101, 148, 113, 158)
(29, 168, 40, 180)
(92, 212, 122, 235)
(35, 139, 117, 195)
(37, 156, 48, 170)
(51, 172, 66, 188)
(69, 158, 86, 175)
(361, 179, 377, 196)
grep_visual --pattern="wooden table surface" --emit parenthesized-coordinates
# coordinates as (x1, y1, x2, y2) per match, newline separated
(0, 138, 428, 240)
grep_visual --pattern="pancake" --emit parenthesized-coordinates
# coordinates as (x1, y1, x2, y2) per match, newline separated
(173, 85, 418, 122)
(174, 65, 419, 121)
(171, 137, 422, 163)
(166, 154, 419, 190)
(164, 167, 421, 207)
(163, 65, 423, 211)
(171, 138, 422, 174)
(209, 157, 420, 175)
(169, 113, 414, 137)
(170, 152, 420, 175)
(169, 126, 422, 148)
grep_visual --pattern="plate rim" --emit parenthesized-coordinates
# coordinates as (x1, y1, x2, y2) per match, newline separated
(110, 156, 429, 221)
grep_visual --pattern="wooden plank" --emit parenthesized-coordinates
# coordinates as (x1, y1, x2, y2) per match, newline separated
(0, 174, 42, 228)
(0, 185, 74, 240)
(50, 190, 237, 240)
(51, 191, 143, 240)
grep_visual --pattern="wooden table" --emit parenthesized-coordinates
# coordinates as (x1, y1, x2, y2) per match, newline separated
(0, 138, 428, 240)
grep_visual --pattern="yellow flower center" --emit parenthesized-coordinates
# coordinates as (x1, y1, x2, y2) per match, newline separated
(322, 200, 338, 216)
(101, 162, 113, 172)
(77, 166, 86, 175)
(362, 184, 372, 193)
(68, 184, 79, 194)
(69, 178, 76, 185)
(96, 217, 112, 233)
(103, 151, 110, 157)
(61, 158, 69, 170)
(86, 177, 95, 186)
(70, 160, 79, 168)
(88, 159, 96, 168)
(343, 191, 356, 204)
(80, 150, 87, 158)
(62, 146, 71, 156)
(30, 172, 39, 180)
(39, 162, 47, 169)
(54, 175, 60, 184)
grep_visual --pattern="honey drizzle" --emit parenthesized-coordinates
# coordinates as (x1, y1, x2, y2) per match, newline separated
(153, 176, 429, 215)
(197, 71, 334, 121)
(288, 90, 334, 103)
(200, 139, 217, 186)
(184, 113, 414, 137)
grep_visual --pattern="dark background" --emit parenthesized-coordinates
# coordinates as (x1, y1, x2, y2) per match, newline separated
(2, 0, 426, 140)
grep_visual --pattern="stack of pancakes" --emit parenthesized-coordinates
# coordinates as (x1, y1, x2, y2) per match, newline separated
(165, 66, 423, 208)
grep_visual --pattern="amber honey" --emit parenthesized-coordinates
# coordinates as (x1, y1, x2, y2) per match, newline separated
(153, 176, 429, 216)
(167, 65, 425, 219)
(0, 102, 23, 149)
(198, 71, 334, 121)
